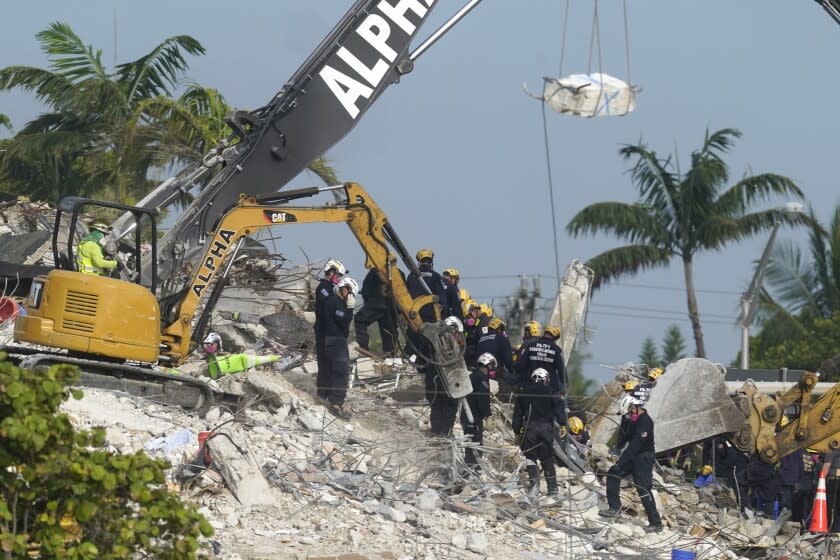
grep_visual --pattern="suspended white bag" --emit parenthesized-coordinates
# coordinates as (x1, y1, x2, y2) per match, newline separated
(531, 72, 636, 117)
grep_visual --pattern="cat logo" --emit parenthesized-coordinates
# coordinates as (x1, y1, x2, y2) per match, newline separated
(264, 210, 298, 224)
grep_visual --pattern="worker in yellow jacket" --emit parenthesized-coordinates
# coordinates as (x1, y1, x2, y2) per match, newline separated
(76, 222, 117, 275)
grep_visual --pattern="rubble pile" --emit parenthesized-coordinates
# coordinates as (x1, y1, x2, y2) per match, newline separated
(57, 348, 837, 559)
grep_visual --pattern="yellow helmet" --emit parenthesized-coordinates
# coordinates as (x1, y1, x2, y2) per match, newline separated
(443, 268, 460, 280)
(464, 298, 478, 314)
(459, 287, 470, 301)
(416, 248, 434, 261)
(568, 416, 584, 434)
(488, 316, 503, 330)
(523, 320, 543, 338)
(779, 415, 790, 428)
(648, 367, 663, 380)
(543, 325, 561, 339)
(479, 303, 493, 317)
(623, 379, 639, 392)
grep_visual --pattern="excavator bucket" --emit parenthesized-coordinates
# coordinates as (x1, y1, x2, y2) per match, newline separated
(645, 358, 746, 453)
(419, 321, 472, 399)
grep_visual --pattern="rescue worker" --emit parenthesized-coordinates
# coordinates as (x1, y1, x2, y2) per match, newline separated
(462, 300, 482, 366)
(462, 352, 496, 473)
(406, 248, 448, 323)
(513, 320, 542, 380)
(458, 288, 471, 319)
(519, 325, 567, 422)
(477, 303, 493, 329)
(199, 332, 280, 378)
(321, 276, 358, 420)
(475, 317, 514, 385)
(441, 268, 463, 321)
(76, 222, 118, 275)
(354, 268, 400, 356)
(619, 379, 640, 414)
(600, 397, 664, 532)
(746, 453, 779, 518)
(513, 368, 563, 496)
(700, 437, 748, 508)
(314, 259, 346, 400)
(648, 367, 664, 383)
(569, 416, 590, 446)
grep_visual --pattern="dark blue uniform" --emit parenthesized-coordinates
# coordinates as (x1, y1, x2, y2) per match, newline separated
(354, 269, 399, 354)
(513, 379, 563, 493)
(606, 412, 661, 527)
(407, 263, 448, 323)
(313, 278, 334, 398)
(322, 293, 353, 406)
(476, 331, 514, 384)
(521, 336, 567, 394)
(461, 366, 492, 470)
(443, 283, 462, 321)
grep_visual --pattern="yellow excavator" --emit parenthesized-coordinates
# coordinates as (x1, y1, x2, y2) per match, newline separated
(641, 358, 840, 463)
(6, 183, 471, 411)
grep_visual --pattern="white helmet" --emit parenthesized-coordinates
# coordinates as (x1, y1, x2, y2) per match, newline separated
(323, 259, 347, 276)
(444, 316, 464, 333)
(201, 332, 223, 354)
(334, 276, 359, 295)
(531, 368, 550, 385)
(477, 352, 497, 369)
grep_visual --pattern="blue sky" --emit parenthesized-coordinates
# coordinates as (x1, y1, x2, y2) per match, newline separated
(2, 1, 839, 383)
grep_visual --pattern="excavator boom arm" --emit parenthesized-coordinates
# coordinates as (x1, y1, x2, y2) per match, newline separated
(161, 183, 438, 363)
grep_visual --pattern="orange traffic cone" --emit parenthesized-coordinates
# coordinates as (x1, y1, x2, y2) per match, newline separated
(808, 469, 829, 533)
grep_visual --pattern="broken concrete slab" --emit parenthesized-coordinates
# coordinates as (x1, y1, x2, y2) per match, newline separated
(206, 428, 275, 507)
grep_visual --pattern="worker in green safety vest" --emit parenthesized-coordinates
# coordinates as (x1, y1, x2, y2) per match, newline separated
(76, 222, 118, 275)
(200, 332, 279, 379)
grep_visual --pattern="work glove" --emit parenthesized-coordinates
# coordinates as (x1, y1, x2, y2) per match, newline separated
(346, 293, 356, 308)
(116, 260, 127, 272)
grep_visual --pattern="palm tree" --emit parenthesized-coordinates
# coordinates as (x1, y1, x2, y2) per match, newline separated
(130, 84, 342, 195)
(0, 22, 204, 202)
(750, 203, 840, 347)
(566, 128, 804, 357)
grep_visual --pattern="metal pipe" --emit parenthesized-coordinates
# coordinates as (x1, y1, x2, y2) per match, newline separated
(409, 0, 485, 62)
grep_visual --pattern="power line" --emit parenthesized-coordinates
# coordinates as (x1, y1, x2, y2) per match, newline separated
(593, 302, 736, 320)
(461, 274, 741, 296)
(587, 309, 735, 326)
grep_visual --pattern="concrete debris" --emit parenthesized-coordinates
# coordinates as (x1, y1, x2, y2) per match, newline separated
(205, 428, 276, 507)
(0, 212, 828, 558)
(56, 346, 839, 560)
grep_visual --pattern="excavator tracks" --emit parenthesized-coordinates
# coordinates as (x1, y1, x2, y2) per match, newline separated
(1, 345, 245, 415)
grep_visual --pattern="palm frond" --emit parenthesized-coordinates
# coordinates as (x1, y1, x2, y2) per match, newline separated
(619, 143, 680, 219)
(699, 127, 741, 157)
(714, 174, 803, 216)
(37, 22, 106, 83)
(566, 201, 670, 246)
(586, 245, 673, 289)
(308, 158, 340, 185)
(117, 35, 205, 105)
(0, 66, 79, 108)
(764, 240, 821, 317)
(0, 113, 11, 132)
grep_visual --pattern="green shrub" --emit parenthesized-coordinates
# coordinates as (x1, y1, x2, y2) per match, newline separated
(0, 353, 213, 559)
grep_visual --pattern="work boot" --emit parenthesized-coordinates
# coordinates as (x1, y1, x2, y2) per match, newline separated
(327, 402, 352, 420)
(644, 523, 664, 533)
(546, 486, 559, 498)
(598, 508, 620, 519)
(526, 465, 540, 492)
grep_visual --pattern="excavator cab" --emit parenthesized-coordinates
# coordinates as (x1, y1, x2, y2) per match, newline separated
(14, 198, 163, 363)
